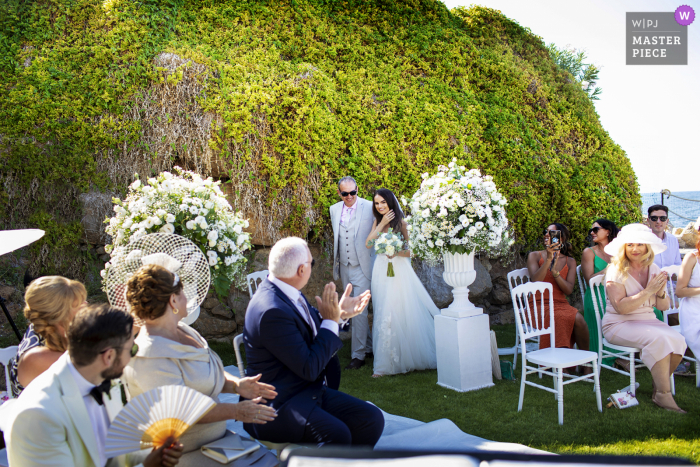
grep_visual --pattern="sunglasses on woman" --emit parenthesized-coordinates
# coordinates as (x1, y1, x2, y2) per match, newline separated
(542, 229, 556, 236)
(649, 215, 667, 222)
(590, 227, 603, 234)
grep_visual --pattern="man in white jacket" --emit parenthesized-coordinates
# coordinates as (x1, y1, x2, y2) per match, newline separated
(330, 176, 376, 369)
(5, 303, 183, 467)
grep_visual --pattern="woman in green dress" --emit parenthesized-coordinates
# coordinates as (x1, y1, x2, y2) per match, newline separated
(581, 219, 619, 366)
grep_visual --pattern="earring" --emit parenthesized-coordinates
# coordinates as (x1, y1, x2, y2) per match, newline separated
(173, 307, 179, 315)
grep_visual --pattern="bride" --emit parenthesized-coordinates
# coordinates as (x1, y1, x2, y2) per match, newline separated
(365, 188, 439, 377)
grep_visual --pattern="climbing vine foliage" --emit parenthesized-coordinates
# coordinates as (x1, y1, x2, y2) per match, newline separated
(0, 0, 640, 281)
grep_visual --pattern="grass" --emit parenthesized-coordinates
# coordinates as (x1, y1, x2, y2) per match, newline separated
(213, 324, 700, 464)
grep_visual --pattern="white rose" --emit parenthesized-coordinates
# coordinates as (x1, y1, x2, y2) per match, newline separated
(159, 223, 175, 234)
(207, 230, 219, 241)
(205, 201, 214, 209)
(209, 239, 217, 247)
(156, 209, 167, 217)
(166, 213, 176, 223)
(151, 216, 162, 226)
(438, 208, 448, 217)
(122, 219, 133, 229)
(435, 239, 444, 247)
(421, 208, 431, 218)
(475, 221, 484, 230)
(237, 234, 249, 246)
(427, 240, 434, 248)
(130, 180, 141, 189)
(186, 220, 196, 230)
(385, 245, 395, 256)
(143, 218, 154, 229)
(179, 204, 188, 212)
(189, 205, 199, 215)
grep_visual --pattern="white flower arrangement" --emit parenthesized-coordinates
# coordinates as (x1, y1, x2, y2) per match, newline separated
(403, 158, 514, 264)
(367, 228, 404, 277)
(102, 167, 252, 296)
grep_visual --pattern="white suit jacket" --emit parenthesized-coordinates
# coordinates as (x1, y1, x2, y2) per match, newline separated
(330, 197, 376, 281)
(4, 353, 143, 467)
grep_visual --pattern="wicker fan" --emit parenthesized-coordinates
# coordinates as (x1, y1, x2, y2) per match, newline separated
(104, 233, 210, 325)
(105, 385, 216, 457)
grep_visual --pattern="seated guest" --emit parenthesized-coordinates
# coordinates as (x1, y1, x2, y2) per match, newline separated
(581, 219, 622, 366)
(7, 303, 183, 467)
(603, 224, 687, 413)
(527, 223, 590, 352)
(244, 237, 384, 446)
(122, 264, 278, 466)
(9, 276, 87, 397)
(677, 225, 700, 361)
(647, 204, 681, 268)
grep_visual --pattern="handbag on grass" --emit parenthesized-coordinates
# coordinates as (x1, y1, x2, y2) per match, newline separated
(201, 431, 261, 464)
(608, 391, 639, 409)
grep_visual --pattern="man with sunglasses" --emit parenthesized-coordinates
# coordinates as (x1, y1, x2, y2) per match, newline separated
(330, 176, 376, 370)
(6, 303, 183, 467)
(647, 204, 681, 268)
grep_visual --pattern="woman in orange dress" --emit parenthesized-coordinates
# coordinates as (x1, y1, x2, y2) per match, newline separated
(527, 223, 590, 351)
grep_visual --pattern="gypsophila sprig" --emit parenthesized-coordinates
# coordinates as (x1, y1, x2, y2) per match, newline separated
(102, 167, 252, 296)
(367, 228, 404, 277)
(403, 159, 514, 265)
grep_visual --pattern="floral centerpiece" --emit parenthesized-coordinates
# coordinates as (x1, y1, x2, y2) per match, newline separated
(403, 159, 513, 318)
(367, 228, 404, 277)
(102, 167, 252, 296)
(403, 158, 513, 264)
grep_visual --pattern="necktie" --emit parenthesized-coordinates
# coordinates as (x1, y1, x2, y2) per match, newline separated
(89, 380, 112, 406)
(298, 296, 317, 337)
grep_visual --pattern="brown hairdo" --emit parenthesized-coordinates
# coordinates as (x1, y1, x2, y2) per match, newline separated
(24, 276, 87, 352)
(126, 264, 184, 321)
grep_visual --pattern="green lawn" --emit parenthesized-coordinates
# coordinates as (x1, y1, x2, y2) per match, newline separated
(214, 325, 700, 463)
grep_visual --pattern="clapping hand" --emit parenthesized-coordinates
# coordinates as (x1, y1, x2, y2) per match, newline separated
(236, 398, 277, 424)
(645, 272, 668, 296)
(338, 283, 371, 321)
(236, 374, 277, 402)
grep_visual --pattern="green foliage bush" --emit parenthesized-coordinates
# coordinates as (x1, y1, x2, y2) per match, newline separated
(0, 0, 640, 279)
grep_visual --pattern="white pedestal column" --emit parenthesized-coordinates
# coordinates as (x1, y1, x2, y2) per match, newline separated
(435, 313, 494, 392)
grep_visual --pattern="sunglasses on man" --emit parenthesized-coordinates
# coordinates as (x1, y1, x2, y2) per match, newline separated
(340, 190, 357, 197)
(649, 216, 667, 222)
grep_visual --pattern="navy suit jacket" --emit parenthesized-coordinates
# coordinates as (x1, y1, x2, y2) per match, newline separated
(242, 278, 342, 442)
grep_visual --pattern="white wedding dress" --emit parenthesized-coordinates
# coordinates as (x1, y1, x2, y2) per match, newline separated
(372, 254, 439, 375)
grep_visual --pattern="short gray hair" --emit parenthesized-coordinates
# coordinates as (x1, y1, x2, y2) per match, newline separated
(337, 176, 357, 189)
(269, 237, 309, 278)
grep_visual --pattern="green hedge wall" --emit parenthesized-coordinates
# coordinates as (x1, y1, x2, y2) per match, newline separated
(0, 0, 640, 279)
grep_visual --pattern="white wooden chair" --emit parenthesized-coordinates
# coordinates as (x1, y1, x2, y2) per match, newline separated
(246, 270, 269, 299)
(576, 264, 587, 305)
(662, 265, 699, 388)
(232, 333, 245, 377)
(0, 346, 18, 467)
(511, 282, 601, 425)
(502, 268, 532, 369)
(1, 346, 18, 400)
(590, 275, 676, 393)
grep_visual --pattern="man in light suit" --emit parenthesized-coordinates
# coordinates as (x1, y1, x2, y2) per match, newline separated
(5, 304, 182, 467)
(243, 237, 384, 446)
(330, 176, 376, 370)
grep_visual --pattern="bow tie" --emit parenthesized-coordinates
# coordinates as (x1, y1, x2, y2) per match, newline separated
(89, 380, 112, 406)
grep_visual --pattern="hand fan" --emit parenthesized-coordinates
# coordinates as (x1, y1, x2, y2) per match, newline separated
(105, 385, 216, 457)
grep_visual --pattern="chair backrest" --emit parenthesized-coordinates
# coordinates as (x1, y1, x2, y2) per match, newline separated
(246, 270, 269, 299)
(507, 268, 530, 293)
(576, 264, 587, 302)
(589, 275, 606, 358)
(0, 346, 19, 400)
(232, 333, 245, 376)
(661, 264, 681, 311)
(510, 282, 555, 352)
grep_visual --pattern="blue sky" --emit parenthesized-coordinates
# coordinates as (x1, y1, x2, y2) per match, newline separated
(441, 0, 699, 194)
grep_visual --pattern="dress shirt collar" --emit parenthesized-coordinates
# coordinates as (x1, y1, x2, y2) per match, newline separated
(67, 358, 99, 398)
(269, 274, 303, 303)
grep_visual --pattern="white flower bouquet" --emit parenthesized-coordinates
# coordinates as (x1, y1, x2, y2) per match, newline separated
(367, 228, 404, 277)
(102, 167, 252, 296)
(403, 158, 514, 264)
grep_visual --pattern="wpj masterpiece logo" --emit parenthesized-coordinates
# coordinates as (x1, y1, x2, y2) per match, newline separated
(626, 6, 694, 65)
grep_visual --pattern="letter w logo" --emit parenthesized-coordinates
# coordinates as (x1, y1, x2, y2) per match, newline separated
(679, 11, 691, 20)
(632, 19, 643, 27)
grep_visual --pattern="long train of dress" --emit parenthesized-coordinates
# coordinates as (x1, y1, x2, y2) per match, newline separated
(371, 254, 439, 376)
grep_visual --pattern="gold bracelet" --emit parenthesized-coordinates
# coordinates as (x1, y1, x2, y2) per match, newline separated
(657, 291, 667, 300)
(551, 270, 560, 279)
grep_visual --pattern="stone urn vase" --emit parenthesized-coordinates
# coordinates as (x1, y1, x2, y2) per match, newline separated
(441, 250, 483, 318)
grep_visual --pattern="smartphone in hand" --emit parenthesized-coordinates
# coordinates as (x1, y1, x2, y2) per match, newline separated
(550, 230, 562, 249)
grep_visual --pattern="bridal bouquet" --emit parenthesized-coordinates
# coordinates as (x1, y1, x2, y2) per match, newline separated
(102, 167, 252, 295)
(367, 228, 404, 277)
(403, 158, 513, 264)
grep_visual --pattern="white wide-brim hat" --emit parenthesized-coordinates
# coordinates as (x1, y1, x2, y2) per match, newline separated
(0, 229, 45, 256)
(104, 234, 210, 325)
(604, 223, 667, 256)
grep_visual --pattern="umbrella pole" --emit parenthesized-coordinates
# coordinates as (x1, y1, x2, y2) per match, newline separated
(0, 295, 22, 341)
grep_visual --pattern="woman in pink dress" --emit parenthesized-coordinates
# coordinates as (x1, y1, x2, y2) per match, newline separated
(603, 224, 687, 413)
